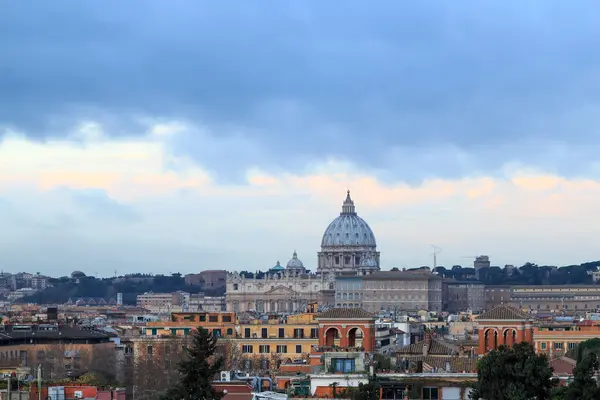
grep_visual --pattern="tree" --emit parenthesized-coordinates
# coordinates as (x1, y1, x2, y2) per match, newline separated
(220, 340, 243, 371)
(130, 337, 190, 400)
(558, 352, 600, 400)
(352, 376, 380, 400)
(470, 342, 557, 400)
(161, 328, 224, 400)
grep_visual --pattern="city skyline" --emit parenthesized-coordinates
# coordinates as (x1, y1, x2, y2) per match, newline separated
(2, 1, 600, 274)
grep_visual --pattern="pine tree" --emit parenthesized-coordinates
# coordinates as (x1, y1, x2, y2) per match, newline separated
(161, 328, 224, 400)
(470, 342, 557, 400)
(561, 352, 600, 400)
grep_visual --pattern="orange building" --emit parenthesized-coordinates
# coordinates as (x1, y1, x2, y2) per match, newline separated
(534, 320, 600, 356)
(476, 305, 534, 354)
(317, 308, 376, 351)
(144, 311, 319, 361)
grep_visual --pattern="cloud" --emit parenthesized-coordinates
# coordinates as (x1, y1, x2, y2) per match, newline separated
(57, 188, 142, 224)
(2, 1, 600, 181)
(2, 2, 600, 274)
(2, 126, 600, 275)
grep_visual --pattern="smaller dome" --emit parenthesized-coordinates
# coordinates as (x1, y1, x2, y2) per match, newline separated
(270, 261, 284, 272)
(360, 254, 378, 269)
(286, 251, 305, 271)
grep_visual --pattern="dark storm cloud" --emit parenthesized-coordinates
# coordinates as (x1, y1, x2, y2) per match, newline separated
(2, 0, 600, 180)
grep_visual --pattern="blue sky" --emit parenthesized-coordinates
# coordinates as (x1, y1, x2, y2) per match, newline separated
(1, 1, 600, 275)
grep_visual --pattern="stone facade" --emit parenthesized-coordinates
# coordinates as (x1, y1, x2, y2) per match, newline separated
(226, 270, 335, 313)
(443, 280, 485, 313)
(334, 276, 363, 308)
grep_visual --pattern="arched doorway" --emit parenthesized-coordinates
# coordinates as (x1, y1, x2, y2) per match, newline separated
(347, 327, 364, 348)
(503, 328, 517, 347)
(324, 327, 340, 347)
(484, 328, 498, 351)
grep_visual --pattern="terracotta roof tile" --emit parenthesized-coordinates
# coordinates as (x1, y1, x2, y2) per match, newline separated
(395, 338, 458, 356)
(395, 355, 477, 373)
(316, 308, 375, 319)
(477, 305, 531, 321)
(364, 271, 442, 281)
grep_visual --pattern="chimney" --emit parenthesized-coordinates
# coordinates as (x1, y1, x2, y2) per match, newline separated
(423, 329, 431, 356)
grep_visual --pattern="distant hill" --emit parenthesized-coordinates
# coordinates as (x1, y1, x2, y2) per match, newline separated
(19, 273, 223, 305)
(434, 260, 600, 286)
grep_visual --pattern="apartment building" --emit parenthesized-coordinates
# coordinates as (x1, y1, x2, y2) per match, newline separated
(534, 320, 600, 357)
(334, 276, 363, 308)
(186, 294, 226, 312)
(136, 292, 185, 312)
(362, 271, 443, 312)
(510, 285, 600, 314)
(485, 285, 600, 314)
(484, 285, 512, 309)
(0, 324, 115, 379)
(144, 311, 319, 362)
(443, 280, 485, 312)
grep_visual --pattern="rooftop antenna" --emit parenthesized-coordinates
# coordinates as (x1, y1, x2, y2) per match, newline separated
(430, 245, 442, 269)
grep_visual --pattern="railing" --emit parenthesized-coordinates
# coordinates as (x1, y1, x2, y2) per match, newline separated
(312, 346, 365, 352)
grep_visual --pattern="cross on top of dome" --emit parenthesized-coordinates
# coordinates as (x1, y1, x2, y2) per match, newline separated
(341, 190, 356, 215)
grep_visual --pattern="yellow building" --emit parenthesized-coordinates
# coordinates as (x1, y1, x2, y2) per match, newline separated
(143, 312, 320, 362)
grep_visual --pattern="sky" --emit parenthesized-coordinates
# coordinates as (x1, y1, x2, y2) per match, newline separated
(2, 1, 600, 276)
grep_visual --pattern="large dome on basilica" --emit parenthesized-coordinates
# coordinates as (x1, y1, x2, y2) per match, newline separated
(321, 191, 376, 247)
(317, 191, 380, 275)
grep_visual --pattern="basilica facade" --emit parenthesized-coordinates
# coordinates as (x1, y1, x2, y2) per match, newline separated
(225, 191, 380, 312)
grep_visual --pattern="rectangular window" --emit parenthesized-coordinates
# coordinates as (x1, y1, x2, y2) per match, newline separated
(147, 346, 153, 355)
(310, 328, 319, 339)
(222, 315, 232, 322)
(422, 387, 439, 400)
(568, 342, 578, 350)
(541, 342, 547, 350)
(259, 345, 270, 354)
(209, 315, 218, 322)
(242, 345, 253, 353)
(199, 315, 206, 322)
(261, 328, 268, 338)
(296, 345, 302, 354)
(294, 328, 304, 339)
(276, 345, 287, 354)
(244, 328, 251, 338)
(278, 328, 285, 338)
(554, 342, 563, 350)
(260, 359, 269, 369)
(332, 358, 355, 373)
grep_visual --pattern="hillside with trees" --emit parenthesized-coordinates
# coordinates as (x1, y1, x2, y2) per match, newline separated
(19, 273, 223, 305)
(434, 260, 600, 285)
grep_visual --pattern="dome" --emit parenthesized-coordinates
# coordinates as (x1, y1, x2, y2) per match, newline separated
(286, 251, 305, 270)
(321, 191, 377, 248)
(270, 261, 284, 272)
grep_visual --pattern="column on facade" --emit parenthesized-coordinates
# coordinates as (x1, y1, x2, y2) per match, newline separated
(478, 328, 486, 354)
(524, 324, 534, 343)
(503, 329, 512, 347)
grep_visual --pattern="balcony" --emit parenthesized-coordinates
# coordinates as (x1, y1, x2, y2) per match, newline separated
(311, 345, 365, 353)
